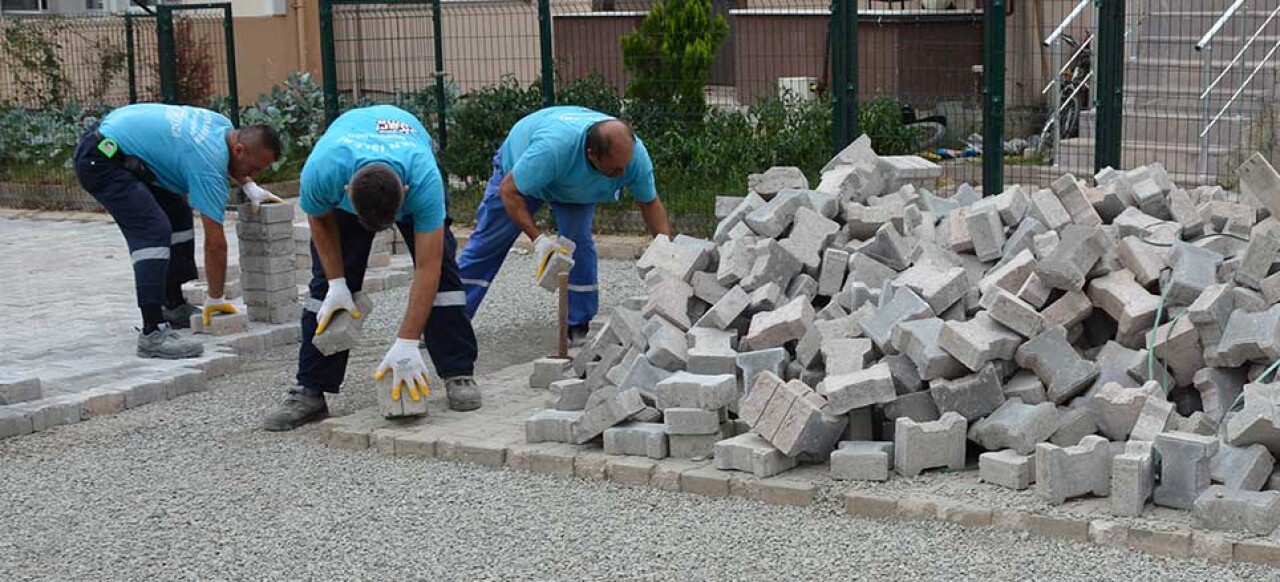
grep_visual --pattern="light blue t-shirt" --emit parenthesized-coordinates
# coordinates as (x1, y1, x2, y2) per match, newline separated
(299, 105, 445, 233)
(499, 106, 656, 205)
(98, 103, 233, 223)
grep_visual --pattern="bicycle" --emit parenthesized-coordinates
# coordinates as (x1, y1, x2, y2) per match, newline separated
(1037, 32, 1093, 162)
(901, 104, 949, 151)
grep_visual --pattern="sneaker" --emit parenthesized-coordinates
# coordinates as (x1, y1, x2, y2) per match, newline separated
(163, 303, 200, 329)
(137, 323, 203, 359)
(444, 376, 483, 412)
(262, 389, 329, 431)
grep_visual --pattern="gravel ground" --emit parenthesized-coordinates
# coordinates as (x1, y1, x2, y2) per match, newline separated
(1, 252, 1277, 580)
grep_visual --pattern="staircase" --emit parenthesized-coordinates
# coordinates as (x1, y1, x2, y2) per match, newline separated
(1055, 0, 1279, 186)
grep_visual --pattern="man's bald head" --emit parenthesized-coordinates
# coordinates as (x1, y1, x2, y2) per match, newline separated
(585, 119, 635, 178)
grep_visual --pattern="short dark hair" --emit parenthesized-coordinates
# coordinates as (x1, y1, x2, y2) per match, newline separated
(240, 124, 283, 160)
(349, 163, 403, 231)
(586, 119, 635, 158)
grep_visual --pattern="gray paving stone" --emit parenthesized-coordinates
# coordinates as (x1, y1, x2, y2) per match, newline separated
(744, 188, 805, 238)
(1087, 269, 1160, 342)
(966, 202, 1006, 261)
(1050, 405, 1099, 447)
(749, 166, 809, 198)
(743, 295, 814, 352)
(779, 207, 840, 274)
(655, 372, 737, 412)
(713, 432, 796, 477)
(1211, 443, 1275, 491)
(980, 449, 1036, 490)
(1193, 485, 1280, 535)
(968, 399, 1060, 454)
(891, 318, 967, 381)
(1036, 225, 1108, 291)
(1051, 174, 1103, 227)
(1028, 187, 1072, 231)
(928, 364, 1004, 422)
(1036, 435, 1111, 505)
(1193, 367, 1247, 424)
(859, 287, 931, 354)
(664, 408, 722, 436)
(1154, 431, 1220, 510)
(983, 288, 1045, 339)
(1004, 372, 1047, 404)
(548, 379, 592, 411)
(1016, 326, 1099, 404)
(741, 239, 804, 293)
(820, 362, 896, 415)
(1187, 283, 1234, 348)
(1215, 305, 1280, 367)
(818, 247, 850, 297)
(0, 373, 41, 405)
(1167, 241, 1225, 307)
(831, 441, 894, 481)
(894, 412, 967, 477)
(686, 328, 737, 376)
(1111, 440, 1156, 517)
(570, 388, 646, 445)
(891, 265, 967, 315)
(1226, 383, 1280, 456)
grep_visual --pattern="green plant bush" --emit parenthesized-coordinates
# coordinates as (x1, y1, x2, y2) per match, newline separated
(619, 0, 729, 136)
(859, 95, 924, 156)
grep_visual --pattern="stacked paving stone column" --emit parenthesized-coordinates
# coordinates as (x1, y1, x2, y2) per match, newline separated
(237, 202, 301, 324)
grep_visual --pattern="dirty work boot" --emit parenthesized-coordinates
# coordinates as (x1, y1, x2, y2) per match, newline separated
(568, 324, 590, 348)
(444, 376, 482, 412)
(162, 303, 200, 329)
(262, 388, 328, 431)
(137, 323, 203, 359)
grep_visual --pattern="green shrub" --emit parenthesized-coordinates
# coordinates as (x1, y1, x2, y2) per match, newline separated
(440, 74, 542, 181)
(557, 72, 622, 118)
(620, 0, 729, 135)
(859, 95, 924, 156)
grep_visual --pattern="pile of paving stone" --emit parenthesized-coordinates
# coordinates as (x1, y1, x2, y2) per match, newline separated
(525, 135, 1280, 536)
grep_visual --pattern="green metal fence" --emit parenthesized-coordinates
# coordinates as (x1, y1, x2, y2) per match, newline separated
(0, 4, 238, 211)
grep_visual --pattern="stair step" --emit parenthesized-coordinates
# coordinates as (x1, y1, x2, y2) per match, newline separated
(1077, 109, 1253, 148)
(1125, 56, 1279, 90)
(1143, 10, 1278, 38)
(1123, 84, 1272, 112)
(1055, 137, 1239, 182)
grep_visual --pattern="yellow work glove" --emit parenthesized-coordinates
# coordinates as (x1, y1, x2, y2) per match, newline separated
(202, 296, 238, 327)
(533, 233, 573, 281)
(315, 277, 360, 335)
(373, 338, 431, 402)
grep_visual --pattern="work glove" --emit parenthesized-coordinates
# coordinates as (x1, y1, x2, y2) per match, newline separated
(373, 338, 431, 402)
(242, 181, 284, 212)
(201, 295, 238, 327)
(533, 233, 574, 281)
(315, 277, 360, 335)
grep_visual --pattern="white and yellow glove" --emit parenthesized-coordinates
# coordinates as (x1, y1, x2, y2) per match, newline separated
(373, 338, 431, 402)
(315, 277, 360, 335)
(243, 181, 284, 212)
(533, 233, 574, 281)
(201, 295, 238, 326)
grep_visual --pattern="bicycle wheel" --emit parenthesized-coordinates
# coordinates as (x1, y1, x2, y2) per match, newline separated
(907, 121, 947, 151)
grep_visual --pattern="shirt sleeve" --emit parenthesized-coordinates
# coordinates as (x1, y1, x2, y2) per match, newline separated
(298, 159, 339, 217)
(408, 160, 446, 233)
(509, 137, 561, 199)
(627, 142, 657, 203)
(188, 171, 230, 223)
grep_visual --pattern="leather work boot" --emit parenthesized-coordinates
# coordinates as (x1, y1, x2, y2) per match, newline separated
(444, 376, 482, 412)
(262, 389, 328, 431)
(137, 324, 203, 359)
(162, 303, 200, 329)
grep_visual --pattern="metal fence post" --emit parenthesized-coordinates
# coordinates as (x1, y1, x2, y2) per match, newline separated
(1094, 0, 1125, 173)
(432, 0, 448, 150)
(319, 0, 340, 125)
(538, 0, 555, 107)
(982, 0, 1006, 195)
(221, 3, 240, 126)
(125, 14, 137, 104)
(156, 5, 179, 104)
(831, 0, 858, 154)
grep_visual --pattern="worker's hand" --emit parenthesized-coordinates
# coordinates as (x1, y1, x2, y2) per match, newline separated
(315, 277, 359, 335)
(533, 233, 573, 281)
(201, 296, 238, 327)
(373, 338, 431, 402)
(242, 181, 284, 212)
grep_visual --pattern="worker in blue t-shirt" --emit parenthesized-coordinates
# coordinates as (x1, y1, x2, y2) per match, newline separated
(72, 103, 282, 360)
(457, 106, 672, 345)
(262, 104, 480, 432)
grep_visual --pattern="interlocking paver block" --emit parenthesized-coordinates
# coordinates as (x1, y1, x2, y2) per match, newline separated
(1051, 174, 1103, 227)
(1193, 485, 1280, 535)
(1215, 305, 1280, 367)
(748, 166, 809, 198)
(983, 287, 1045, 338)
(1004, 372, 1047, 404)
(743, 295, 814, 351)
(891, 265, 967, 315)
(980, 449, 1036, 490)
(694, 285, 750, 331)
(1154, 431, 1220, 510)
(966, 202, 1007, 261)
(822, 337, 874, 377)
(968, 399, 1060, 454)
(1129, 393, 1175, 442)
(861, 223, 916, 271)
(741, 239, 804, 292)
(928, 364, 1005, 422)
(525, 410, 583, 443)
(656, 372, 737, 411)
(859, 287, 931, 354)
(570, 388, 646, 444)
(1188, 283, 1234, 348)
(820, 362, 896, 415)
(1036, 435, 1111, 505)
(831, 441, 894, 481)
(1028, 187, 1072, 231)
(1111, 440, 1155, 517)
(1194, 367, 1247, 423)
(744, 189, 805, 238)
(1036, 225, 1108, 291)
(644, 316, 689, 372)
(603, 422, 669, 459)
(1016, 326, 1099, 404)
(1236, 233, 1280, 290)
(1167, 241, 1225, 307)
(714, 432, 797, 477)
(715, 234, 758, 286)
(779, 207, 840, 273)
(1087, 269, 1160, 342)
(548, 378, 592, 411)
(1211, 443, 1275, 491)
(893, 411, 967, 477)
(687, 327, 738, 376)
(1146, 317, 1205, 388)
(1091, 382, 1155, 441)
(641, 271, 695, 331)
(979, 249, 1036, 297)
(818, 247, 851, 297)
(891, 318, 967, 381)
(1116, 236, 1168, 287)
(0, 374, 41, 405)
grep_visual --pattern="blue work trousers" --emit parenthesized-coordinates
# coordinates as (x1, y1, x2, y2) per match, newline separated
(457, 152, 599, 327)
(296, 210, 478, 394)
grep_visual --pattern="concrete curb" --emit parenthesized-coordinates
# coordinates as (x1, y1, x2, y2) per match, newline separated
(313, 365, 1280, 570)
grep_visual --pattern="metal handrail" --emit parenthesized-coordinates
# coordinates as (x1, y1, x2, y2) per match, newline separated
(1044, 0, 1090, 46)
(1197, 0, 1248, 51)
(1042, 33, 1093, 94)
(1201, 36, 1280, 137)
(1200, 4, 1280, 99)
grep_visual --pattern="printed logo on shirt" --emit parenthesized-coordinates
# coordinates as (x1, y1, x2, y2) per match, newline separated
(376, 119, 416, 134)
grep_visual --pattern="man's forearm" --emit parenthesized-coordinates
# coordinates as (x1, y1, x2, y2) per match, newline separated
(639, 198, 672, 237)
(498, 174, 541, 242)
(201, 217, 228, 297)
(309, 213, 345, 281)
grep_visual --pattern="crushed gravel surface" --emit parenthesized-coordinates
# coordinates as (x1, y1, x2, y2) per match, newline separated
(1, 253, 1276, 580)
